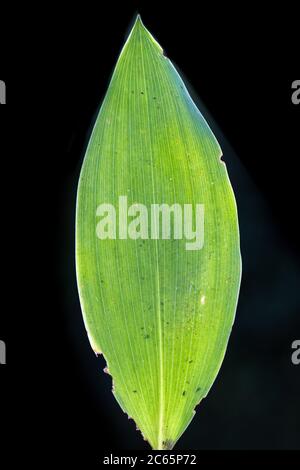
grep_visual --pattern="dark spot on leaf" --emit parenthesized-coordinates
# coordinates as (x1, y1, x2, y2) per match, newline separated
(162, 439, 174, 450)
(133, 390, 137, 393)
(196, 387, 201, 392)
(141, 91, 144, 94)
(182, 391, 186, 396)
(144, 334, 150, 339)
(189, 360, 193, 364)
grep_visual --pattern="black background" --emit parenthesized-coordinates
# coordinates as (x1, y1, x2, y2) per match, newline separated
(0, 1, 299, 464)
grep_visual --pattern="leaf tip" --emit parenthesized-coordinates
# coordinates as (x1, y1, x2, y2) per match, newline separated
(128, 14, 163, 54)
(135, 13, 143, 25)
(130, 13, 144, 34)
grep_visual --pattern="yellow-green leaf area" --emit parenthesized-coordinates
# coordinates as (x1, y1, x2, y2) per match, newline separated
(76, 16, 241, 450)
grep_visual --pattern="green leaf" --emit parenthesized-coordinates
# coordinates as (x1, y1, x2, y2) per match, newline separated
(76, 15, 241, 449)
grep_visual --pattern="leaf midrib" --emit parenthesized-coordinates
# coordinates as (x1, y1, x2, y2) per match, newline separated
(139, 25, 165, 449)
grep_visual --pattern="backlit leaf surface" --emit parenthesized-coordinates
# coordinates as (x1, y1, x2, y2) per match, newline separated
(76, 16, 241, 449)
